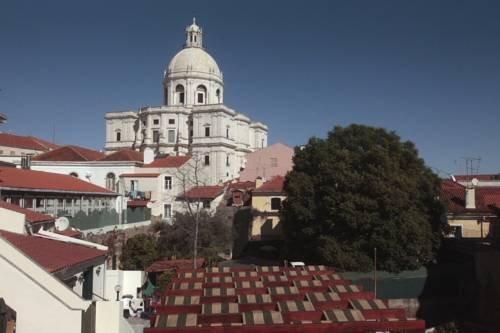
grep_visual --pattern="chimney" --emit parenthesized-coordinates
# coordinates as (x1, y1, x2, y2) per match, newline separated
(465, 185, 476, 209)
(255, 177, 264, 189)
(143, 147, 154, 164)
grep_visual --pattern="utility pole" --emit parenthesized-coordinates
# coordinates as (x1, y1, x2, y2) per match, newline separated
(373, 247, 377, 298)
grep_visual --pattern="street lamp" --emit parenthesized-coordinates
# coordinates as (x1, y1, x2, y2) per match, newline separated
(114, 284, 121, 301)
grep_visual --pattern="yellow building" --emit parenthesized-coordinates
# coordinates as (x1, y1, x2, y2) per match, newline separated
(441, 180, 500, 239)
(250, 176, 286, 240)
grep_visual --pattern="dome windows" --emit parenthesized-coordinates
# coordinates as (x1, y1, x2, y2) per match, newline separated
(216, 89, 221, 103)
(116, 130, 121, 142)
(196, 85, 207, 104)
(175, 84, 185, 105)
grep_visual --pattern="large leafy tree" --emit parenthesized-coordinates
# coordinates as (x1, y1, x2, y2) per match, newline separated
(281, 124, 444, 272)
(120, 234, 159, 270)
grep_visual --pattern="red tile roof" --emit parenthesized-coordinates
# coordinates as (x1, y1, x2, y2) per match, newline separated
(32, 145, 105, 162)
(254, 176, 285, 194)
(99, 149, 143, 162)
(0, 201, 55, 224)
(145, 258, 205, 273)
(120, 173, 160, 178)
(228, 181, 256, 191)
(454, 174, 500, 181)
(0, 133, 59, 151)
(0, 230, 106, 273)
(144, 155, 191, 168)
(127, 199, 150, 208)
(441, 180, 500, 214)
(181, 185, 225, 200)
(55, 228, 82, 238)
(0, 167, 116, 195)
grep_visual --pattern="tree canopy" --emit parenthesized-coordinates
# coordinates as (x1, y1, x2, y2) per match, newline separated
(120, 234, 159, 270)
(281, 124, 444, 272)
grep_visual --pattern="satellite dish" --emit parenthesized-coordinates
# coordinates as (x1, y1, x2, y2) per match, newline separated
(471, 178, 479, 186)
(146, 202, 153, 209)
(55, 217, 70, 231)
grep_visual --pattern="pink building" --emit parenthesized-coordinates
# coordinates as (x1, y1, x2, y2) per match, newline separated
(239, 143, 294, 182)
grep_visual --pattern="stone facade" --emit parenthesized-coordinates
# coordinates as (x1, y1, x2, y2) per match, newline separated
(105, 19, 268, 185)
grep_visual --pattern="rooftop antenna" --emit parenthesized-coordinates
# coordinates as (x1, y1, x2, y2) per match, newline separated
(462, 156, 481, 186)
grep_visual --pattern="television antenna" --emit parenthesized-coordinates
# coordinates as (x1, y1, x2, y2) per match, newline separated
(462, 156, 481, 186)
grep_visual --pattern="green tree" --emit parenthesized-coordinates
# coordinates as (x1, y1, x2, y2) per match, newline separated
(281, 124, 445, 272)
(120, 234, 159, 270)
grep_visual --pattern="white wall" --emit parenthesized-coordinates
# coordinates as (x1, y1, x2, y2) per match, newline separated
(95, 301, 135, 333)
(105, 270, 145, 301)
(0, 236, 90, 333)
(0, 207, 26, 234)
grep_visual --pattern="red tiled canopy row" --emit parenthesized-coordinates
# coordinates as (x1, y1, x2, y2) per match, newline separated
(146, 265, 425, 333)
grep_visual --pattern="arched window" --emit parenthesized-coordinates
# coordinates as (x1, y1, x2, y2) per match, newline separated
(116, 130, 121, 142)
(175, 84, 185, 105)
(106, 173, 116, 191)
(69, 172, 79, 178)
(216, 89, 221, 103)
(196, 85, 207, 104)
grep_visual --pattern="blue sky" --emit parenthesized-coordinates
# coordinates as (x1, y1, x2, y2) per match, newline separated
(1, 0, 499, 175)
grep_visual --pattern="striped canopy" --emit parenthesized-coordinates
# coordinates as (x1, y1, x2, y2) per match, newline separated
(242, 311, 284, 325)
(294, 280, 323, 288)
(314, 273, 341, 281)
(238, 294, 273, 304)
(256, 266, 281, 273)
(204, 287, 236, 297)
(305, 292, 341, 303)
(349, 299, 387, 310)
(304, 265, 327, 272)
(323, 309, 365, 322)
(206, 267, 231, 273)
(267, 286, 299, 295)
(277, 300, 315, 312)
(287, 270, 310, 277)
(205, 276, 233, 283)
(171, 282, 203, 290)
(261, 275, 288, 282)
(329, 284, 361, 293)
(233, 271, 258, 278)
(163, 295, 200, 306)
(179, 272, 204, 279)
(202, 302, 239, 315)
(155, 313, 198, 328)
(234, 281, 264, 289)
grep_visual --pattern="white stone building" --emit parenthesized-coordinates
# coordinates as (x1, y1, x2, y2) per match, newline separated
(105, 19, 268, 185)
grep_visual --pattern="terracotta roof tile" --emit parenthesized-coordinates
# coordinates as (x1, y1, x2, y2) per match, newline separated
(32, 145, 105, 162)
(0, 167, 116, 195)
(454, 174, 500, 181)
(0, 133, 58, 151)
(254, 176, 285, 193)
(99, 149, 143, 162)
(144, 156, 190, 168)
(441, 180, 500, 214)
(0, 201, 55, 224)
(0, 230, 106, 273)
(120, 173, 160, 178)
(181, 185, 225, 200)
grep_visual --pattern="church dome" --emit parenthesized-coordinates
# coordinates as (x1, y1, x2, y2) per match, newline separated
(167, 47, 222, 80)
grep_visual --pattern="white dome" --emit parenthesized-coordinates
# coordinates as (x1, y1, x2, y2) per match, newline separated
(167, 47, 222, 80)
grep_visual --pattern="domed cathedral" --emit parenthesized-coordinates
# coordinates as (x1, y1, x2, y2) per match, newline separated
(104, 19, 268, 185)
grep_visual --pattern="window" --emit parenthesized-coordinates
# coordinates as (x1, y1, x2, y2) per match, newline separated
(10, 151, 15, 156)
(164, 176, 172, 190)
(226, 155, 230, 167)
(164, 204, 172, 219)
(226, 127, 229, 138)
(130, 180, 138, 192)
(169, 119, 175, 125)
(204, 155, 210, 166)
(205, 127, 210, 137)
(216, 89, 221, 103)
(153, 119, 159, 125)
(106, 173, 116, 191)
(261, 139, 265, 148)
(203, 200, 210, 209)
(270, 157, 278, 168)
(116, 131, 121, 142)
(175, 84, 185, 105)
(69, 172, 78, 178)
(271, 198, 281, 210)
(196, 85, 207, 104)
(190, 129, 193, 137)
(153, 130, 160, 143)
(168, 130, 175, 143)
